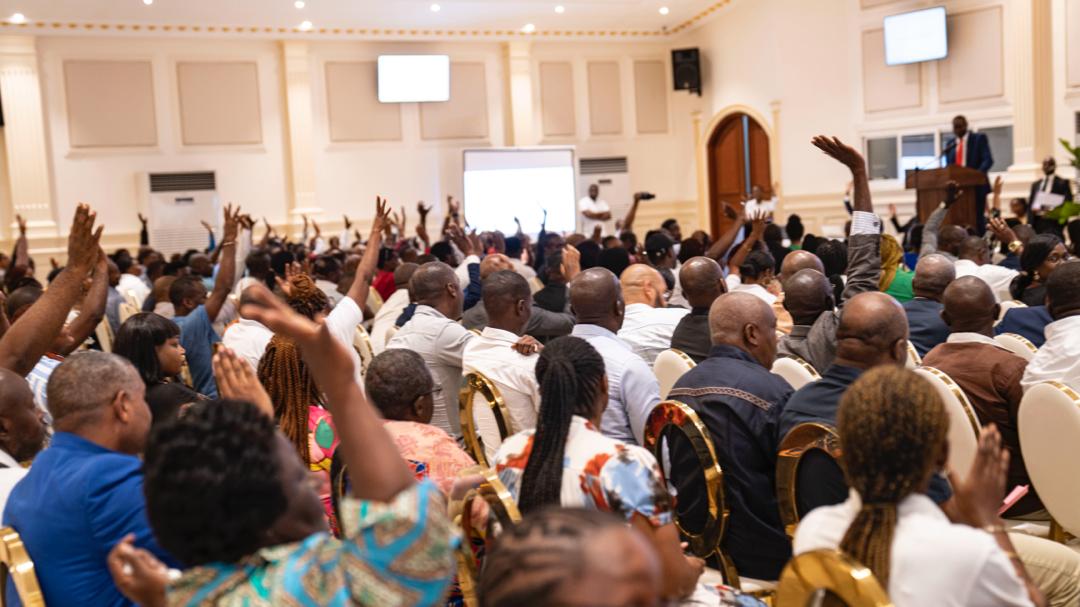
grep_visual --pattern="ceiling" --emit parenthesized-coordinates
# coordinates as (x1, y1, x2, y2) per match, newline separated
(0, 0, 731, 39)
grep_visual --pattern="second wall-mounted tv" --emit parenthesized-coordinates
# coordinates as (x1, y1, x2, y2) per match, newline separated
(377, 55, 450, 103)
(883, 6, 948, 66)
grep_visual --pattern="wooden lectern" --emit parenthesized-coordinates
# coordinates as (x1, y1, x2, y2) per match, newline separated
(905, 166, 988, 228)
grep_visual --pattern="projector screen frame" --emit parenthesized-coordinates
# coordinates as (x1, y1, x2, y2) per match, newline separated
(376, 54, 451, 104)
(883, 5, 949, 67)
(461, 146, 579, 236)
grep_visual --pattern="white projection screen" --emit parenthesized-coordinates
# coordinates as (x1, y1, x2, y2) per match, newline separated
(463, 148, 577, 235)
(883, 6, 948, 66)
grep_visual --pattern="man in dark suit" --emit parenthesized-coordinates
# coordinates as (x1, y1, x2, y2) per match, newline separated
(944, 115, 993, 234)
(1029, 156, 1076, 237)
(902, 253, 954, 357)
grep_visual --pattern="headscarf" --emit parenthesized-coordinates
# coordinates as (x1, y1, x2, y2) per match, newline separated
(879, 234, 903, 292)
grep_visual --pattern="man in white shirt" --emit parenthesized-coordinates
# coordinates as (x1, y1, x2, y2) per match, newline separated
(221, 288, 275, 372)
(743, 184, 778, 219)
(117, 259, 151, 308)
(569, 268, 661, 446)
(463, 270, 542, 462)
(579, 184, 614, 236)
(617, 264, 688, 365)
(504, 236, 537, 283)
(386, 262, 475, 438)
(370, 263, 418, 354)
(1022, 261, 1080, 392)
(953, 236, 1017, 302)
(0, 368, 47, 512)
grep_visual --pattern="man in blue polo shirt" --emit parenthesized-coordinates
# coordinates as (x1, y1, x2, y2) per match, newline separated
(4, 352, 177, 606)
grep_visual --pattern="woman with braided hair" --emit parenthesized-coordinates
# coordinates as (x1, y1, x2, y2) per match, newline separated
(793, 366, 1045, 606)
(493, 336, 704, 600)
(258, 272, 339, 528)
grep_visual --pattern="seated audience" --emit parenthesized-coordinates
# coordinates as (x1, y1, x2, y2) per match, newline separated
(1010, 234, 1069, 307)
(598, 246, 631, 278)
(794, 367, 1045, 607)
(617, 264, 688, 364)
(5, 352, 178, 606)
(116, 255, 150, 308)
(954, 236, 1017, 302)
(494, 336, 703, 600)
(463, 270, 543, 461)
(778, 268, 834, 371)
(169, 205, 240, 397)
(645, 231, 680, 298)
(503, 235, 536, 281)
(365, 349, 475, 495)
(221, 287, 275, 372)
(880, 234, 914, 302)
(113, 312, 202, 425)
(387, 261, 474, 438)
(533, 249, 572, 313)
(0, 369, 46, 512)
(921, 277, 1041, 516)
(109, 285, 455, 606)
(369, 261, 418, 353)
(903, 254, 955, 357)
(918, 187, 968, 262)
(816, 239, 849, 303)
(729, 249, 777, 305)
(569, 268, 660, 446)
(105, 259, 124, 333)
(463, 252, 576, 339)
(667, 291, 792, 581)
(995, 304, 1054, 348)
(371, 246, 400, 302)
(1022, 261, 1080, 392)
(670, 256, 727, 363)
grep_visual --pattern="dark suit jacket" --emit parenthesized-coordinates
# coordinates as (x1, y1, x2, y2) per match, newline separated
(669, 308, 711, 363)
(944, 131, 993, 173)
(994, 305, 1053, 348)
(902, 297, 950, 357)
(1029, 175, 1075, 204)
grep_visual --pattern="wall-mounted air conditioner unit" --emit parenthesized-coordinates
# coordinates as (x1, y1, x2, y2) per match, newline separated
(137, 171, 220, 257)
(578, 157, 630, 233)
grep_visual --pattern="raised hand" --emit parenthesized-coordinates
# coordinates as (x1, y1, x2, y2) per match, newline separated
(200, 220, 213, 234)
(945, 181, 963, 208)
(888, 203, 898, 218)
(560, 244, 581, 282)
(274, 261, 302, 297)
(15, 214, 26, 236)
(447, 224, 473, 257)
(107, 534, 169, 607)
(67, 203, 104, 272)
(49, 257, 59, 271)
(748, 210, 768, 241)
(949, 424, 1009, 529)
(467, 230, 483, 257)
(812, 136, 866, 173)
(992, 175, 1004, 197)
(417, 201, 431, 217)
(343, 214, 352, 231)
(213, 347, 274, 418)
(222, 204, 241, 242)
(302, 214, 310, 230)
(988, 216, 1018, 246)
(137, 212, 148, 225)
(371, 196, 392, 241)
(447, 196, 461, 217)
(312, 219, 322, 237)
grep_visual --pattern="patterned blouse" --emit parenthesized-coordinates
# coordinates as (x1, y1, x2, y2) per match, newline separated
(167, 481, 457, 606)
(494, 415, 673, 527)
(307, 405, 340, 524)
(383, 421, 477, 495)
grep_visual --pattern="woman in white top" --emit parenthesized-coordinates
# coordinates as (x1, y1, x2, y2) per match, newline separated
(793, 366, 1044, 607)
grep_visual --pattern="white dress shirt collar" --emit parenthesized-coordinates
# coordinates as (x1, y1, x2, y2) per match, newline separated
(572, 323, 624, 344)
(946, 332, 1000, 347)
(480, 326, 520, 343)
(0, 448, 19, 469)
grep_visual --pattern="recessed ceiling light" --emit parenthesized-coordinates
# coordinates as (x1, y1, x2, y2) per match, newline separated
(554, 5, 565, 13)
(430, 3, 441, 12)
(8, 12, 26, 24)
(521, 23, 536, 33)
(142, 0, 153, 5)
(294, 0, 305, 8)
(658, 6, 670, 15)
(298, 20, 313, 31)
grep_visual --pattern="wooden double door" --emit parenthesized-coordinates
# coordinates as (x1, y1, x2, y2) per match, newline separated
(707, 112, 771, 238)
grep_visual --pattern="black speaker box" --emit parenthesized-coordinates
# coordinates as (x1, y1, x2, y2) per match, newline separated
(672, 48, 701, 96)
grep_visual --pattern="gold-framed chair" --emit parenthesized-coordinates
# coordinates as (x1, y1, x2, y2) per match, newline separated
(180, 361, 195, 389)
(905, 341, 921, 369)
(118, 302, 139, 325)
(94, 319, 115, 354)
(352, 325, 374, 375)
(994, 333, 1039, 362)
(914, 367, 981, 480)
(366, 289, 384, 316)
(1018, 381, 1080, 539)
(0, 526, 45, 607)
(776, 549, 892, 607)
(776, 422, 842, 538)
(653, 348, 696, 399)
(459, 372, 513, 467)
(770, 355, 821, 390)
(996, 299, 1028, 325)
(643, 401, 775, 595)
(456, 469, 522, 607)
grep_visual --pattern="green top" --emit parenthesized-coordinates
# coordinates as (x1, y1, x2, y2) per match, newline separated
(885, 268, 915, 303)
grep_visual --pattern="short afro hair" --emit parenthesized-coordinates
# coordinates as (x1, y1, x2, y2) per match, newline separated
(143, 400, 287, 566)
(169, 275, 206, 307)
(364, 349, 433, 420)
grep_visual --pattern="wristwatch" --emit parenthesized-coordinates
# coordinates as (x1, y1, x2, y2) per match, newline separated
(1008, 240, 1023, 254)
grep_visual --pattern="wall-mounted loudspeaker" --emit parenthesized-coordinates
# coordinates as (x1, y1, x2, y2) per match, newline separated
(672, 48, 701, 96)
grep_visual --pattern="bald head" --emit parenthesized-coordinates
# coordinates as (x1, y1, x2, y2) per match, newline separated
(782, 269, 833, 326)
(941, 276, 997, 334)
(679, 257, 725, 309)
(835, 292, 909, 369)
(780, 250, 825, 281)
(939, 225, 968, 256)
(958, 236, 989, 264)
(570, 267, 624, 332)
(708, 291, 777, 368)
(409, 261, 462, 318)
(393, 262, 419, 288)
(480, 254, 513, 280)
(620, 264, 666, 308)
(0, 368, 46, 462)
(912, 254, 956, 300)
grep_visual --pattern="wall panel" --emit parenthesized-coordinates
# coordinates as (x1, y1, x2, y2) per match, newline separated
(420, 62, 488, 140)
(587, 61, 623, 135)
(1069, 0, 1080, 88)
(64, 60, 157, 147)
(539, 61, 575, 137)
(177, 62, 262, 145)
(325, 61, 402, 142)
(937, 7, 1004, 103)
(861, 29, 921, 112)
(633, 60, 668, 134)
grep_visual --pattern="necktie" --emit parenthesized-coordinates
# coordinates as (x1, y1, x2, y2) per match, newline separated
(956, 137, 965, 166)
(1045, 177, 1053, 193)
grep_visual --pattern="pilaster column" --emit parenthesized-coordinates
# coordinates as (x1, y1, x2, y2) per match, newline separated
(280, 41, 321, 225)
(1009, 0, 1054, 175)
(504, 41, 536, 146)
(0, 36, 56, 237)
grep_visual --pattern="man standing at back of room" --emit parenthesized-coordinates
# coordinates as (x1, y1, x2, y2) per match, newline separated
(579, 183, 614, 236)
(945, 115, 993, 234)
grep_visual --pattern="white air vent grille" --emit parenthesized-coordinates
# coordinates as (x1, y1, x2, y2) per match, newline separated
(580, 156, 628, 175)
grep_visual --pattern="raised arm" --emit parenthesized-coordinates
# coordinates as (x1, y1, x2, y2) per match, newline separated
(138, 213, 149, 246)
(705, 202, 747, 262)
(344, 197, 391, 307)
(0, 204, 102, 376)
(241, 284, 413, 501)
(918, 182, 961, 259)
(204, 205, 239, 322)
(56, 249, 109, 356)
(5, 215, 30, 293)
(620, 193, 643, 233)
(727, 211, 766, 274)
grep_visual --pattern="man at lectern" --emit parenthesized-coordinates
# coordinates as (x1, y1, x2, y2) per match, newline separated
(944, 115, 993, 233)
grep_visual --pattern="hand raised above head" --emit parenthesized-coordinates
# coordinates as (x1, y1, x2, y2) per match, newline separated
(948, 424, 1009, 529)
(812, 135, 866, 174)
(67, 203, 104, 272)
(213, 347, 273, 418)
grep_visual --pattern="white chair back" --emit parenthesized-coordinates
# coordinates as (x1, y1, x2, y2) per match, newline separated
(905, 341, 921, 369)
(770, 356, 820, 391)
(994, 333, 1038, 362)
(353, 326, 374, 375)
(915, 367, 981, 479)
(1018, 382, 1080, 536)
(118, 302, 139, 325)
(996, 300, 1027, 325)
(653, 349, 696, 399)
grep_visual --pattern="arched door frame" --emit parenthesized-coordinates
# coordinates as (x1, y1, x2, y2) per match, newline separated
(695, 104, 779, 236)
